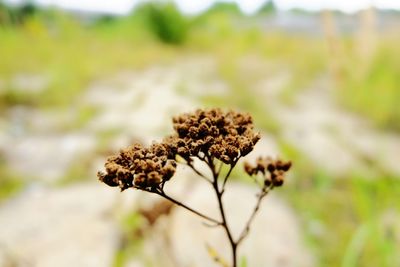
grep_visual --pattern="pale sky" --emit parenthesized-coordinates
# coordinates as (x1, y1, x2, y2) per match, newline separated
(5, 0, 400, 15)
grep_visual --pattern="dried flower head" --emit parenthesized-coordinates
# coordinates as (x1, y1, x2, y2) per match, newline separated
(97, 142, 176, 191)
(168, 108, 261, 164)
(244, 157, 292, 187)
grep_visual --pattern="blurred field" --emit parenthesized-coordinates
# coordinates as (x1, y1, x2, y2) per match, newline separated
(0, 2, 399, 267)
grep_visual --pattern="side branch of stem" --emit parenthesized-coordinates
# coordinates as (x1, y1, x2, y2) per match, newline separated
(140, 188, 222, 225)
(237, 186, 272, 245)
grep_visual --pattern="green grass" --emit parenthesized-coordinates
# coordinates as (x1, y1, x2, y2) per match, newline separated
(337, 35, 400, 132)
(0, 15, 179, 109)
(112, 212, 146, 267)
(303, 177, 399, 267)
(56, 156, 94, 185)
(0, 163, 25, 202)
(278, 140, 400, 267)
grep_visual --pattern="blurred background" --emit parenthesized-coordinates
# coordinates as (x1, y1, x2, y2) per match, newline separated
(0, 0, 399, 266)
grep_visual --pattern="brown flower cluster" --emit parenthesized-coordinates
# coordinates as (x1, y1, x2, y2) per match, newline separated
(169, 108, 261, 164)
(98, 108, 263, 191)
(97, 143, 176, 191)
(244, 157, 292, 187)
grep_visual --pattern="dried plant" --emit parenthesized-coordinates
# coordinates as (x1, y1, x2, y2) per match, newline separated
(98, 108, 291, 267)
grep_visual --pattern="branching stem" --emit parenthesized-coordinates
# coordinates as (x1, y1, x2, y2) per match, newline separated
(209, 157, 238, 267)
(237, 185, 273, 245)
(221, 159, 238, 194)
(138, 187, 222, 226)
(141, 158, 272, 267)
(186, 159, 212, 184)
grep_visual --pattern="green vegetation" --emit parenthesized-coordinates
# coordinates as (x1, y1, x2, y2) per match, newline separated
(0, 175, 23, 201)
(134, 2, 189, 45)
(112, 212, 146, 267)
(278, 140, 400, 267)
(257, 0, 276, 15)
(0, 2, 39, 25)
(56, 155, 95, 185)
(0, 161, 24, 201)
(286, 174, 400, 267)
(339, 36, 400, 131)
(0, 7, 178, 108)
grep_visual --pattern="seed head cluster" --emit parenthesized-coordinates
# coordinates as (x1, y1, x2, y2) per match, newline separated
(244, 157, 292, 187)
(98, 108, 283, 192)
(169, 108, 261, 164)
(97, 143, 176, 191)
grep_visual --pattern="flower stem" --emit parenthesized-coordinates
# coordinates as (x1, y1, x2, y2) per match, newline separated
(209, 157, 238, 267)
(156, 190, 222, 225)
(237, 186, 272, 245)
